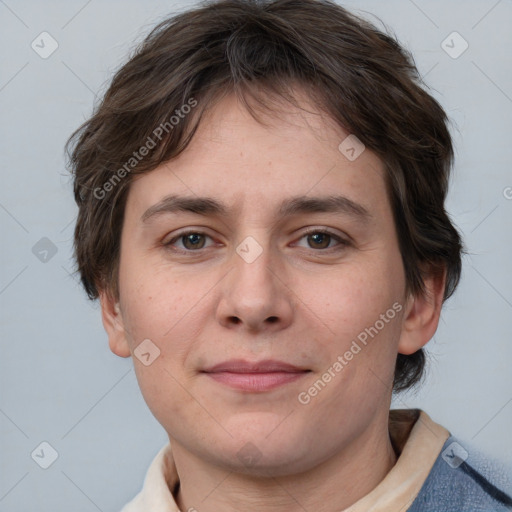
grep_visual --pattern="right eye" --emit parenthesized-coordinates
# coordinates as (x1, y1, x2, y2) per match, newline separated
(163, 231, 215, 253)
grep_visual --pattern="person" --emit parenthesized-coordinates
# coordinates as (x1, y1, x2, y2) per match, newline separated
(65, 0, 512, 510)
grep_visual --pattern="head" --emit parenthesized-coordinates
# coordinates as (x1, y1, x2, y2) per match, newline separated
(67, 0, 462, 475)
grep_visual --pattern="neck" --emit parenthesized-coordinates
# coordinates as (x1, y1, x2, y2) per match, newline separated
(172, 413, 397, 512)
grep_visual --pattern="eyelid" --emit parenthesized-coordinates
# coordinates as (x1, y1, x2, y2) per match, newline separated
(298, 226, 349, 240)
(292, 226, 350, 250)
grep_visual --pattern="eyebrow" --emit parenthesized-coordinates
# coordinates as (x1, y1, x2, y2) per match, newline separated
(141, 194, 371, 224)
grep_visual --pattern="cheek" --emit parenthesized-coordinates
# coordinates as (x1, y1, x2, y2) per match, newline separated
(306, 260, 404, 343)
(297, 271, 404, 417)
(119, 274, 209, 429)
(118, 263, 216, 395)
(119, 252, 192, 343)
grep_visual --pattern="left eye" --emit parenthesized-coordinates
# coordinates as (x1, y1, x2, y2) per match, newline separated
(295, 230, 346, 250)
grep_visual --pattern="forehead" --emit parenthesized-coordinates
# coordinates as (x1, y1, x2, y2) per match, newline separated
(125, 91, 389, 222)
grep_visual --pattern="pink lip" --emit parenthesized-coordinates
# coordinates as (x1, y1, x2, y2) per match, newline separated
(201, 359, 310, 392)
(203, 359, 308, 373)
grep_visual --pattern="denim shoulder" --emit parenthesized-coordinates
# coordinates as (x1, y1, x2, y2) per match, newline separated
(409, 435, 512, 512)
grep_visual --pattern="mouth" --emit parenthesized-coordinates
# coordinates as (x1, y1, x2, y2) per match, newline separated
(201, 359, 311, 392)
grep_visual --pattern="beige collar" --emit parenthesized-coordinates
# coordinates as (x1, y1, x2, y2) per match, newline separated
(121, 409, 450, 512)
(343, 409, 450, 511)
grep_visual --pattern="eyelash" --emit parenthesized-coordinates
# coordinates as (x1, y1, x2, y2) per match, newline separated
(163, 228, 350, 255)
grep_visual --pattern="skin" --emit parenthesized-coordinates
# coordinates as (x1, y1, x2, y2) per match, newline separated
(100, 90, 445, 512)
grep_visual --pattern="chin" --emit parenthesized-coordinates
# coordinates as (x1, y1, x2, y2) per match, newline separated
(209, 428, 315, 476)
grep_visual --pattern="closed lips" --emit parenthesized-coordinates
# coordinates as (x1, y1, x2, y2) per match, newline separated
(201, 359, 310, 373)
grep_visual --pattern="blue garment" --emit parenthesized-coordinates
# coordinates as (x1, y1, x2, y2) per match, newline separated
(409, 435, 512, 511)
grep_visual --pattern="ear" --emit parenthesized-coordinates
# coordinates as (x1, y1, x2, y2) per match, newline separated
(99, 290, 131, 358)
(398, 269, 446, 355)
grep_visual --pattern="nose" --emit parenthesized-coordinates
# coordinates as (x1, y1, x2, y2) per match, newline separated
(215, 238, 294, 334)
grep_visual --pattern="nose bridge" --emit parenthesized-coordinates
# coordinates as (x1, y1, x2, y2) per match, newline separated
(231, 233, 275, 301)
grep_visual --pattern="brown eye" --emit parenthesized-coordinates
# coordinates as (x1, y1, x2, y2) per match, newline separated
(294, 229, 349, 252)
(164, 231, 213, 252)
(181, 233, 206, 250)
(307, 232, 332, 249)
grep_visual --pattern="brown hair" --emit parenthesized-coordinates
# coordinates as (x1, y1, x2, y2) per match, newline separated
(66, 0, 463, 392)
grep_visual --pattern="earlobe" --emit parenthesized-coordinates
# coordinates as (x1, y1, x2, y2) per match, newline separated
(397, 270, 446, 355)
(99, 291, 132, 358)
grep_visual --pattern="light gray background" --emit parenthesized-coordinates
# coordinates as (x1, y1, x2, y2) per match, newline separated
(1, 0, 511, 510)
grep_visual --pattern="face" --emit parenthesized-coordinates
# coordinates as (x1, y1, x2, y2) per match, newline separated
(104, 91, 432, 476)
